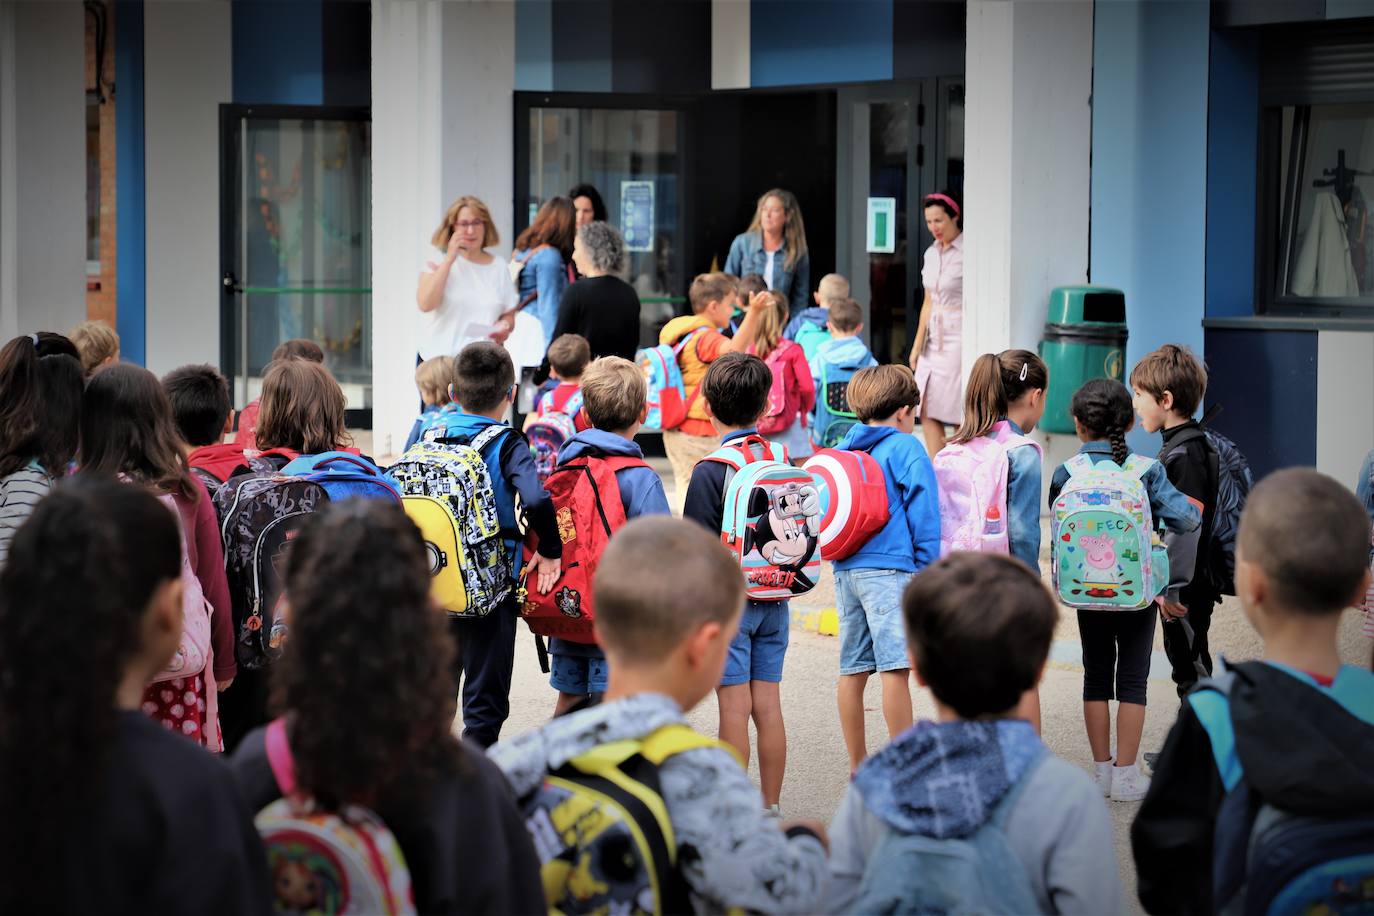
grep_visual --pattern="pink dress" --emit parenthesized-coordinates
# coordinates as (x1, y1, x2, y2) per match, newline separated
(916, 232, 964, 426)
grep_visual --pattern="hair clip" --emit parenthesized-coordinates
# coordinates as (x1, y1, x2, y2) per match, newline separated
(1019, 362, 1029, 382)
(29, 333, 39, 347)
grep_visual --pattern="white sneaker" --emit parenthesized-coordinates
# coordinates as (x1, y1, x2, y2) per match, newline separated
(763, 804, 781, 819)
(1111, 763, 1150, 802)
(1094, 760, 1114, 797)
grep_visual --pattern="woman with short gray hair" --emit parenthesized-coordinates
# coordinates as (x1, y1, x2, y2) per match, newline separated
(536, 221, 643, 381)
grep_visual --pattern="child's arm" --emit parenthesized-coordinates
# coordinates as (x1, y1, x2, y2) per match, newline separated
(499, 433, 562, 586)
(1006, 445, 1043, 574)
(1047, 464, 1069, 509)
(623, 467, 671, 519)
(901, 446, 941, 572)
(1143, 462, 1202, 534)
(682, 463, 725, 536)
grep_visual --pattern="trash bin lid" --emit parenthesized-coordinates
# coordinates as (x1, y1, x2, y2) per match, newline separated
(1047, 286, 1126, 325)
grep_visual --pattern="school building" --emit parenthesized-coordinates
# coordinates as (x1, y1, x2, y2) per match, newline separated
(1, 0, 1371, 483)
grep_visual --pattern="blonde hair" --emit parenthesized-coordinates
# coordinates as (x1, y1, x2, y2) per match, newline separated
(817, 273, 850, 304)
(751, 291, 788, 358)
(747, 188, 809, 272)
(68, 320, 119, 376)
(847, 364, 920, 423)
(256, 360, 352, 454)
(414, 356, 454, 406)
(580, 356, 646, 432)
(689, 272, 738, 314)
(431, 195, 499, 250)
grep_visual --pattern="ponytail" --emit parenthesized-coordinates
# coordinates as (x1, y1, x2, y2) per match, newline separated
(1070, 378, 1134, 467)
(950, 349, 1049, 445)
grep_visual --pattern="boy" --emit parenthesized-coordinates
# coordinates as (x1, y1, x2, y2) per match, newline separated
(547, 356, 670, 715)
(681, 353, 792, 812)
(1130, 344, 1216, 696)
(432, 341, 562, 747)
(828, 553, 1124, 914)
(529, 332, 591, 431)
(832, 365, 940, 770)
(491, 516, 828, 913)
(1132, 469, 1374, 915)
(235, 338, 325, 450)
(783, 272, 849, 341)
(162, 364, 247, 484)
(404, 354, 456, 452)
(810, 297, 877, 448)
(68, 319, 120, 376)
(659, 272, 765, 512)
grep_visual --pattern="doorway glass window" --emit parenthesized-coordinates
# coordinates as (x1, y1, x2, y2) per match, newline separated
(868, 100, 911, 364)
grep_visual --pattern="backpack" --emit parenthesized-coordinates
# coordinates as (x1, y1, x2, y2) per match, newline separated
(528, 387, 584, 485)
(706, 436, 821, 600)
(519, 723, 735, 916)
(520, 454, 645, 644)
(1193, 662, 1374, 916)
(385, 430, 513, 618)
(281, 451, 401, 504)
(754, 341, 800, 437)
(852, 753, 1046, 915)
(257, 719, 416, 915)
(1050, 453, 1170, 611)
(934, 421, 1043, 557)
(637, 329, 704, 432)
(150, 491, 214, 686)
(801, 448, 890, 561)
(794, 321, 831, 364)
(1166, 410, 1254, 596)
(813, 359, 861, 450)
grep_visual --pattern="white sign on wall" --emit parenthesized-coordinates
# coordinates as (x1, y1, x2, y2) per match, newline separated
(620, 181, 655, 253)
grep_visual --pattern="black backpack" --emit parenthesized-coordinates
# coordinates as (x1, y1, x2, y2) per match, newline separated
(1167, 405, 1254, 596)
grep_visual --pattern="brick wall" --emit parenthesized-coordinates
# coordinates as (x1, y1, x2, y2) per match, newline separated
(84, 1, 117, 326)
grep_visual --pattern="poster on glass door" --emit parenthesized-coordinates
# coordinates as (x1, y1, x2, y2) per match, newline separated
(621, 181, 655, 253)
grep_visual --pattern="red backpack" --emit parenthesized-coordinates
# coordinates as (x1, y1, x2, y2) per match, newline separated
(802, 448, 890, 560)
(519, 455, 644, 644)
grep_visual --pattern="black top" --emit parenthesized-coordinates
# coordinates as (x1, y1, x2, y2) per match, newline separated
(1160, 421, 1219, 594)
(536, 275, 642, 383)
(231, 726, 546, 915)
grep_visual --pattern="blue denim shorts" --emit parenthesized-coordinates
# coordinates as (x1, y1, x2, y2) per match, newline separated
(549, 649, 610, 695)
(834, 568, 912, 674)
(721, 601, 790, 686)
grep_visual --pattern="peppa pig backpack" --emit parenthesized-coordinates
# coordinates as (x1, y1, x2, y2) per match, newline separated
(1050, 453, 1169, 611)
(933, 420, 1043, 557)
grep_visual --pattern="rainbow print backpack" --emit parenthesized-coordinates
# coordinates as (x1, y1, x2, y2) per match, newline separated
(1050, 453, 1169, 611)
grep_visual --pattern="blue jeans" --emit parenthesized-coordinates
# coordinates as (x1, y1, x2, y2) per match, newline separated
(835, 568, 911, 674)
(721, 601, 790, 686)
(549, 650, 610, 695)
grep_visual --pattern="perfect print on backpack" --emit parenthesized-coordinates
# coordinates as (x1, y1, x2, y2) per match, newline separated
(934, 420, 1043, 556)
(708, 436, 822, 600)
(257, 719, 416, 916)
(637, 329, 703, 432)
(813, 360, 861, 449)
(1051, 453, 1169, 611)
(802, 448, 889, 561)
(280, 452, 400, 503)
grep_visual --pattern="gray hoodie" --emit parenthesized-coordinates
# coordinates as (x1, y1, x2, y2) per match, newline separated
(489, 692, 828, 914)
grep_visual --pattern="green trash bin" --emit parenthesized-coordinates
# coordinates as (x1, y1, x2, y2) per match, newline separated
(1038, 286, 1128, 435)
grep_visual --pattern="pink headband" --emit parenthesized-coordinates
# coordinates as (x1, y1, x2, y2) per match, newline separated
(925, 193, 960, 217)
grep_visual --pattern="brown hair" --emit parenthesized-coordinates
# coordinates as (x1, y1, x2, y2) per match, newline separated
(580, 356, 646, 432)
(431, 195, 500, 251)
(547, 333, 592, 380)
(271, 338, 325, 363)
(515, 197, 576, 258)
(737, 273, 768, 302)
(594, 516, 745, 663)
(689, 272, 738, 314)
(0, 335, 82, 478)
(904, 553, 1058, 718)
(68, 320, 120, 376)
(1238, 468, 1371, 617)
(414, 356, 454, 407)
(746, 188, 809, 272)
(255, 360, 352, 454)
(1129, 344, 1208, 418)
(951, 350, 1049, 444)
(702, 352, 771, 428)
(452, 341, 514, 414)
(79, 363, 199, 503)
(827, 297, 863, 333)
(817, 273, 850, 304)
(847, 364, 920, 423)
(751, 291, 788, 358)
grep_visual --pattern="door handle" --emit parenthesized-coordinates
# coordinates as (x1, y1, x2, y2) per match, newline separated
(223, 271, 242, 293)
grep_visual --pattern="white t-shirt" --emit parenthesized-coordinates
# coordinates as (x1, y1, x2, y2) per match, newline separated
(416, 247, 518, 360)
(764, 249, 777, 290)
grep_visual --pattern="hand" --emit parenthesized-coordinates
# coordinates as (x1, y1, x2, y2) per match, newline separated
(534, 553, 561, 595)
(1158, 600, 1188, 620)
(908, 348, 920, 372)
(781, 818, 829, 851)
(446, 230, 464, 260)
(216, 678, 234, 693)
(489, 317, 513, 345)
(748, 290, 771, 311)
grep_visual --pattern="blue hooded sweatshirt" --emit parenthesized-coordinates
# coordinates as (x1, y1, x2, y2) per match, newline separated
(833, 425, 940, 574)
(811, 335, 877, 387)
(784, 306, 829, 341)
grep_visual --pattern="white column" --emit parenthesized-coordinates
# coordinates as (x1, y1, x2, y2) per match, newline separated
(0, 0, 18, 344)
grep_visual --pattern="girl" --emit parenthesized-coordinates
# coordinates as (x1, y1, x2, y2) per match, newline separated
(748, 290, 816, 462)
(0, 477, 270, 914)
(0, 334, 84, 568)
(229, 499, 544, 914)
(81, 364, 237, 748)
(1048, 378, 1200, 802)
(230, 357, 362, 479)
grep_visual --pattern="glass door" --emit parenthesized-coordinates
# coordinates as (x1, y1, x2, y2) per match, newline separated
(220, 106, 372, 424)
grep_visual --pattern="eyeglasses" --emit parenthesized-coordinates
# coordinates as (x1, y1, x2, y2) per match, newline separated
(454, 220, 485, 231)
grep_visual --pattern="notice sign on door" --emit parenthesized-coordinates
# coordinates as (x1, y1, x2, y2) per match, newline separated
(621, 181, 655, 252)
(866, 197, 897, 254)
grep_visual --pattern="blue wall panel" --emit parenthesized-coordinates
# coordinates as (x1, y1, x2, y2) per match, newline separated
(516, 0, 553, 91)
(233, 1, 324, 105)
(115, 0, 146, 365)
(751, 0, 893, 87)
(1205, 29, 1260, 318)
(1204, 328, 1317, 479)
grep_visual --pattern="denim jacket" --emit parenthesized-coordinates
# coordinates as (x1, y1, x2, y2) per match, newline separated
(1358, 449, 1374, 565)
(1048, 442, 1202, 537)
(724, 231, 810, 318)
(514, 246, 568, 348)
(1003, 419, 1043, 574)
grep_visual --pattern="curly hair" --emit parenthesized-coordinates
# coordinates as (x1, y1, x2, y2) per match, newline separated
(81, 364, 199, 503)
(1071, 377, 1134, 466)
(0, 476, 181, 907)
(577, 221, 627, 275)
(273, 499, 463, 811)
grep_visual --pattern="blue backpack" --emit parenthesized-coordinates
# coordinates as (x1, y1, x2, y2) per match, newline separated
(280, 452, 400, 503)
(1166, 408, 1254, 596)
(636, 329, 704, 432)
(852, 753, 1046, 915)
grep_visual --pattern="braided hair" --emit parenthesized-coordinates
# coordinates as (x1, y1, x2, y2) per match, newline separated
(1071, 378, 1133, 466)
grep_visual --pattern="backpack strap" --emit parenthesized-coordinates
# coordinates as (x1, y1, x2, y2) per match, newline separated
(1121, 454, 1155, 481)
(265, 717, 298, 797)
(1186, 664, 1243, 791)
(640, 723, 745, 768)
(1064, 453, 1097, 478)
(470, 424, 511, 455)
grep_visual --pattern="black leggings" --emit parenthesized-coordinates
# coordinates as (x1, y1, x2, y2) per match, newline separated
(1078, 608, 1156, 705)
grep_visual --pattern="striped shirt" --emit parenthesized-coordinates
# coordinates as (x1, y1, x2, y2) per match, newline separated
(0, 467, 52, 569)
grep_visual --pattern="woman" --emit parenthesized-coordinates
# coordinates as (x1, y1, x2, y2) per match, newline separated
(512, 197, 576, 349)
(537, 221, 641, 383)
(908, 191, 965, 455)
(568, 183, 607, 229)
(416, 196, 517, 361)
(724, 188, 811, 319)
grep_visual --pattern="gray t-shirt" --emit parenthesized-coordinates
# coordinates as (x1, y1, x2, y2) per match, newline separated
(0, 466, 51, 569)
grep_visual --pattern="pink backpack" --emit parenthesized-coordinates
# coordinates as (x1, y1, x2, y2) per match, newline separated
(753, 340, 800, 436)
(932, 421, 1042, 556)
(150, 492, 218, 746)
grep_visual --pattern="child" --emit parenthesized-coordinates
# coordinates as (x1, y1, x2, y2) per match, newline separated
(490, 516, 828, 913)
(234, 337, 325, 450)
(1130, 345, 1218, 697)
(1048, 378, 1200, 801)
(430, 341, 561, 747)
(784, 271, 849, 343)
(529, 332, 591, 427)
(229, 500, 544, 914)
(659, 272, 766, 512)
(162, 364, 246, 488)
(80, 364, 237, 748)
(747, 290, 816, 461)
(728, 273, 767, 337)
(1132, 469, 1374, 915)
(810, 297, 878, 449)
(832, 365, 940, 770)
(0, 334, 83, 569)
(0, 477, 270, 914)
(682, 352, 792, 810)
(68, 319, 120, 376)
(827, 553, 1124, 914)
(546, 355, 670, 715)
(404, 354, 457, 452)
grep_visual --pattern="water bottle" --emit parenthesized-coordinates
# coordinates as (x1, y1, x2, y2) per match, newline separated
(982, 505, 1005, 545)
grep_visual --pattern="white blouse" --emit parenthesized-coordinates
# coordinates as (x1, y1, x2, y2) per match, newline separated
(416, 248, 518, 360)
